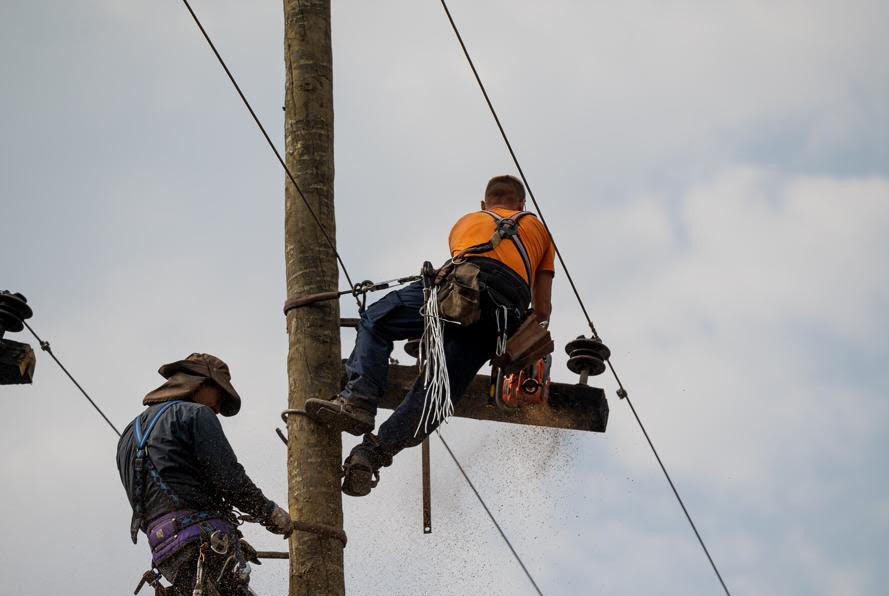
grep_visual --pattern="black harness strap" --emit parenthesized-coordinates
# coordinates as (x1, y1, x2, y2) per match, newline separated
(455, 210, 535, 285)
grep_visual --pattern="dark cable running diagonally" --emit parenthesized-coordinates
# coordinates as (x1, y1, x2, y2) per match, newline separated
(436, 2, 733, 595)
(437, 431, 545, 596)
(178, 0, 358, 301)
(23, 321, 121, 437)
(170, 2, 541, 590)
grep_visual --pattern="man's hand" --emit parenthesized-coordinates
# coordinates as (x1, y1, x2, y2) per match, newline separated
(264, 506, 294, 538)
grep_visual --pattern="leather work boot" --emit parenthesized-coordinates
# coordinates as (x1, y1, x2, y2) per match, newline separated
(341, 449, 379, 497)
(341, 434, 392, 497)
(304, 394, 375, 436)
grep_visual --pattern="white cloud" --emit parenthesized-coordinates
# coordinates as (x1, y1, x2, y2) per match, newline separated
(3, 1, 889, 594)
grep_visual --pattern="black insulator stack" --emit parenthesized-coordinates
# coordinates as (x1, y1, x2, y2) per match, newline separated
(565, 335, 610, 384)
(0, 291, 33, 340)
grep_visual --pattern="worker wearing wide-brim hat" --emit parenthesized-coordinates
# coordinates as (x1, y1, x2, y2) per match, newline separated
(143, 352, 243, 416)
(116, 353, 292, 595)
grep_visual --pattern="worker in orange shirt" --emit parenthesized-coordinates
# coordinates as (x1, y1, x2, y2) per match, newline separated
(305, 175, 555, 496)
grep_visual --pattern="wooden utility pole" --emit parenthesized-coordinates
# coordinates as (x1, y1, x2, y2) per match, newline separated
(283, 1, 345, 595)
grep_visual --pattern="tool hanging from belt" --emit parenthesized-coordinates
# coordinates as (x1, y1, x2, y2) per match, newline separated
(497, 355, 552, 410)
(134, 569, 169, 596)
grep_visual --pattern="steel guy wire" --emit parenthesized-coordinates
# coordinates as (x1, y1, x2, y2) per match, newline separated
(178, 0, 359, 305)
(436, 1, 733, 595)
(437, 431, 545, 596)
(23, 321, 121, 437)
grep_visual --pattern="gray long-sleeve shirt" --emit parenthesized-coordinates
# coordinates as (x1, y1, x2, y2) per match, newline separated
(116, 400, 275, 526)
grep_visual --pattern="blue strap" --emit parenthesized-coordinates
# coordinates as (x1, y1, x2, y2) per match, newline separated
(134, 400, 181, 449)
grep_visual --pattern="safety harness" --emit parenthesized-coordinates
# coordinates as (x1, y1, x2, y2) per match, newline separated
(454, 210, 536, 286)
(415, 211, 539, 436)
(129, 399, 245, 592)
(130, 400, 183, 543)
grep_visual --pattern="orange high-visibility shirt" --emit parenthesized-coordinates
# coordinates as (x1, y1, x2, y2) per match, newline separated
(448, 208, 556, 285)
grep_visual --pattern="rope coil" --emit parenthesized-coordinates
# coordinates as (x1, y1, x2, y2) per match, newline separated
(415, 284, 453, 437)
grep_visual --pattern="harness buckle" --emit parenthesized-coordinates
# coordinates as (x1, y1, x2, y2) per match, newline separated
(496, 217, 519, 238)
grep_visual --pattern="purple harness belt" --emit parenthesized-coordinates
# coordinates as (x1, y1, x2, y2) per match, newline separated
(146, 510, 234, 566)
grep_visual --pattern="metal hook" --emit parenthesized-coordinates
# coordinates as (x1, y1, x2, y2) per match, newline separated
(209, 530, 230, 555)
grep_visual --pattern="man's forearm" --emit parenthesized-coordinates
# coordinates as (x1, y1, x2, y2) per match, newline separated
(532, 295, 553, 321)
(194, 410, 276, 518)
(532, 271, 554, 322)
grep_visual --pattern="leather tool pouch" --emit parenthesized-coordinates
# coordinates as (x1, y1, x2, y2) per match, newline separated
(435, 260, 483, 326)
(491, 312, 554, 374)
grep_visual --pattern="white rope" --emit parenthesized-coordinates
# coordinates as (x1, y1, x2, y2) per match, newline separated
(495, 305, 509, 356)
(415, 285, 453, 436)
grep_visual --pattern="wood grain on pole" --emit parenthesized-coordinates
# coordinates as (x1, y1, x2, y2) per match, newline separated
(283, 1, 345, 594)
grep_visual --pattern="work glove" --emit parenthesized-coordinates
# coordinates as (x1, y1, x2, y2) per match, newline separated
(264, 505, 294, 538)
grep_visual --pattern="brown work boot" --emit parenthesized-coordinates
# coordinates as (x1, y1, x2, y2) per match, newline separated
(341, 434, 391, 497)
(341, 447, 380, 497)
(304, 395, 375, 436)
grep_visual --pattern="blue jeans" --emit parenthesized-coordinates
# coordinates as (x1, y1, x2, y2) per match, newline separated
(343, 260, 529, 461)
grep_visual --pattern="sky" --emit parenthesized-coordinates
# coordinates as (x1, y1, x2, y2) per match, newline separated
(1, 0, 888, 594)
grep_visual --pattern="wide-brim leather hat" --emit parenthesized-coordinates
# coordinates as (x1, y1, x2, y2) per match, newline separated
(144, 353, 242, 416)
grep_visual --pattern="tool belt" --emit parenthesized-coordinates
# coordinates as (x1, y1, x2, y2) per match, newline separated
(434, 259, 484, 326)
(433, 255, 534, 325)
(146, 510, 234, 567)
(433, 256, 550, 371)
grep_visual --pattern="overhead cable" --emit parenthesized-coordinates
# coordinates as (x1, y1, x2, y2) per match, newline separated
(436, 2, 733, 595)
(23, 321, 121, 437)
(437, 431, 545, 596)
(178, 0, 358, 300)
(170, 4, 543, 590)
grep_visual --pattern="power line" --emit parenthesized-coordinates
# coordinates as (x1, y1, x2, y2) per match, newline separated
(23, 321, 121, 437)
(178, 0, 358, 298)
(20, 313, 539, 593)
(170, 5, 547, 591)
(436, 2, 733, 595)
(169, 1, 731, 593)
(622, 394, 733, 595)
(437, 0, 599, 341)
(437, 431, 545, 596)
